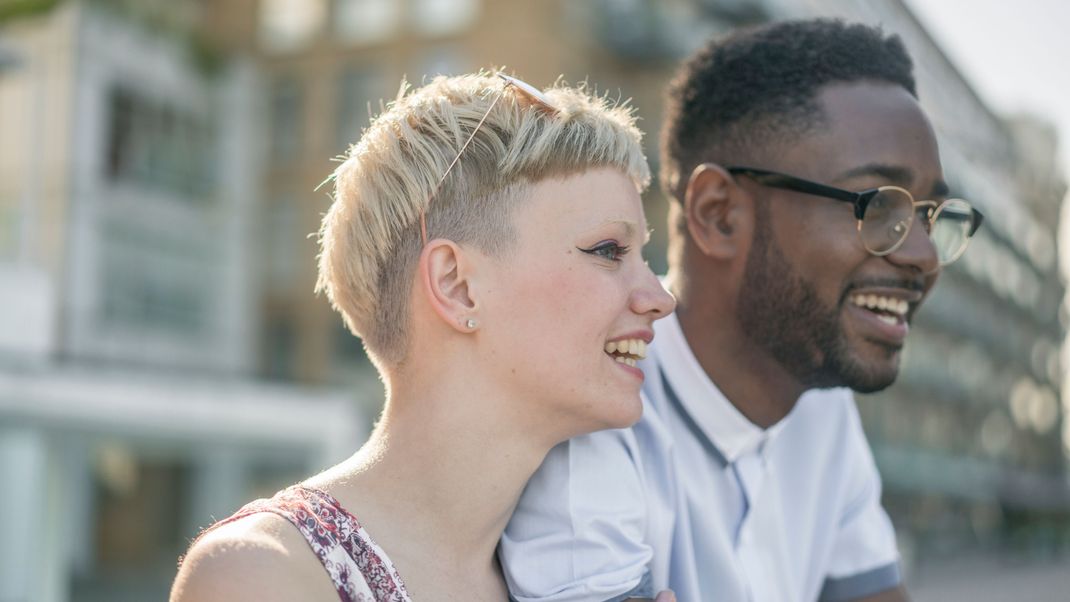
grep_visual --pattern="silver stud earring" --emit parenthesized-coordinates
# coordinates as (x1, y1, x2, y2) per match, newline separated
(465, 318, 478, 329)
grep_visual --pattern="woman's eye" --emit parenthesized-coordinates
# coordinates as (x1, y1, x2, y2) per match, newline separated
(579, 241, 631, 262)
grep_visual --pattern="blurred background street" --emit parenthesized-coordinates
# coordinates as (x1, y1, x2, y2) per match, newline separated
(1, 0, 1068, 600)
(911, 553, 1070, 602)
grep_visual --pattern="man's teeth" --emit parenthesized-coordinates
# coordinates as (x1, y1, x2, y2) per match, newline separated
(876, 314, 898, 326)
(851, 294, 908, 316)
(604, 338, 647, 361)
(614, 356, 638, 367)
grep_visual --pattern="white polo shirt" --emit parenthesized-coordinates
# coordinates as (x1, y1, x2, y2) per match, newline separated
(500, 313, 901, 602)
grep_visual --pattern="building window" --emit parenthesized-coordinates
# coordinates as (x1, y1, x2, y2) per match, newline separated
(259, 0, 328, 53)
(98, 222, 212, 335)
(333, 0, 400, 45)
(417, 45, 467, 79)
(332, 320, 370, 366)
(269, 76, 303, 164)
(335, 66, 383, 152)
(411, 0, 480, 37)
(0, 196, 16, 261)
(105, 87, 215, 199)
(261, 312, 298, 381)
(92, 448, 190, 573)
(261, 193, 302, 292)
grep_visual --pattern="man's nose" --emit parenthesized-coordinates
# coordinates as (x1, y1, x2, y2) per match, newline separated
(886, 217, 940, 275)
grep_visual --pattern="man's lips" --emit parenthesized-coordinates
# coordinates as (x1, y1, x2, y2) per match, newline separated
(850, 291, 912, 319)
(847, 302, 909, 346)
(845, 289, 919, 346)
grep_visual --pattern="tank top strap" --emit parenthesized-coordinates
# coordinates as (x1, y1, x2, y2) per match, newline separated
(190, 485, 412, 602)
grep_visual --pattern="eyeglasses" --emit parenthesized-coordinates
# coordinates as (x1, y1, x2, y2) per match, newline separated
(419, 72, 559, 245)
(727, 166, 984, 266)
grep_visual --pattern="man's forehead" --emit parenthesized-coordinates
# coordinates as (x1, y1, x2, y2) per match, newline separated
(837, 163, 950, 198)
(785, 81, 944, 191)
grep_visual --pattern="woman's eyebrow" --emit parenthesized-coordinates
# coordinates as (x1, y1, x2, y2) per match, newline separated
(589, 219, 640, 238)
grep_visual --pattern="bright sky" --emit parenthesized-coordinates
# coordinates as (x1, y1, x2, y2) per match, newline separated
(903, 0, 1070, 174)
(903, 0, 1070, 274)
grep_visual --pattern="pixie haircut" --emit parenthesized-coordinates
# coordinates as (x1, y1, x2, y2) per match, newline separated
(661, 19, 916, 200)
(317, 73, 650, 368)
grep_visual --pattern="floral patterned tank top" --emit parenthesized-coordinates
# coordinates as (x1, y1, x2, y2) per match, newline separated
(199, 485, 412, 602)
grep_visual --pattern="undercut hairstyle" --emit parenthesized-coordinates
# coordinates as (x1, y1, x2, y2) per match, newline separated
(317, 72, 650, 368)
(660, 18, 916, 201)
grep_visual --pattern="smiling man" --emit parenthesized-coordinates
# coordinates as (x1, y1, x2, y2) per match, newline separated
(499, 19, 983, 602)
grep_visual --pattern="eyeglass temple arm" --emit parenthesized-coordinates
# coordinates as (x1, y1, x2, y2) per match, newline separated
(968, 208, 984, 237)
(727, 167, 986, 240)
(726, 167, 872, 219)
(932, 205, 984, 237)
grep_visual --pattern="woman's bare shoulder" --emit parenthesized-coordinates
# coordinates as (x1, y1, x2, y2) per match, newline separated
(170, 513, 336, 602)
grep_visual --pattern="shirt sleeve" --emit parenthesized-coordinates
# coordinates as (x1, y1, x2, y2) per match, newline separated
(500, 428, 653, 602)
(819, 394, 902, 601)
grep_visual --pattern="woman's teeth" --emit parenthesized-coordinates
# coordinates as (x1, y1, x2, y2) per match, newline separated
(851, 293, 908, 325)
(605, 338, 646, 367)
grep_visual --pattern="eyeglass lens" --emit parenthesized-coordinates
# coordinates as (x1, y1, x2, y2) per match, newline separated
(930, 199, 974, 265)
(859, 189, 914, 255)
(859, 188, 972, 265)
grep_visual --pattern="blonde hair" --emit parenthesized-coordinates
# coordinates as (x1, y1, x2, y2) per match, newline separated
(316, 72, 650, 367)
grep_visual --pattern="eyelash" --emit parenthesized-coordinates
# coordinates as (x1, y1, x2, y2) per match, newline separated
(579, 241, 631, 262)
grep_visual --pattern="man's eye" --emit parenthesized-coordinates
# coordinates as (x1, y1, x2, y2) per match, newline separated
(579, 241, 631, 262)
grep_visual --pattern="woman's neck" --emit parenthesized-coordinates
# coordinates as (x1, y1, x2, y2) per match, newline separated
(308, 376, 555, 586)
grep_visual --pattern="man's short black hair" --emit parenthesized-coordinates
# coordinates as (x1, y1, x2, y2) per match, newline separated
(660, 19, 916, 200)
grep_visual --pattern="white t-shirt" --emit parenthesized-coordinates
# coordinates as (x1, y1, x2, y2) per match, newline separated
(501, 313, 901, 602)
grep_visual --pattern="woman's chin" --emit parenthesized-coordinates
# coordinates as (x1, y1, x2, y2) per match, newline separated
(594, 393, 644, 432)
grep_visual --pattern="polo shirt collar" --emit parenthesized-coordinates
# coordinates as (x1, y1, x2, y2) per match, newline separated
(654, 313, 787, 465)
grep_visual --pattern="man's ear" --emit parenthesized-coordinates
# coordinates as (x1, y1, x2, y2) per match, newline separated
(683, 163, 751, 259)
(418, 239, 479, 333)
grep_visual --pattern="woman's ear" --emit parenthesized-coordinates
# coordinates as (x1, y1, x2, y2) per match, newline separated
(683, 163, 752, 260)
(418, 239, 479, 333)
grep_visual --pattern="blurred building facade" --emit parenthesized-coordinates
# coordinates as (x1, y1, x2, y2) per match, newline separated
(0, 3, 362, 601)
(0, 0, 1067, 600)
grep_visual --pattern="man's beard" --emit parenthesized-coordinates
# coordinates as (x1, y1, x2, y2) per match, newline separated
(738, 206, 898, 393)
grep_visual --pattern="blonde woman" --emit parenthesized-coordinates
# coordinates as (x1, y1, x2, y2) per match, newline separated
(171, 72, 675, 601)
